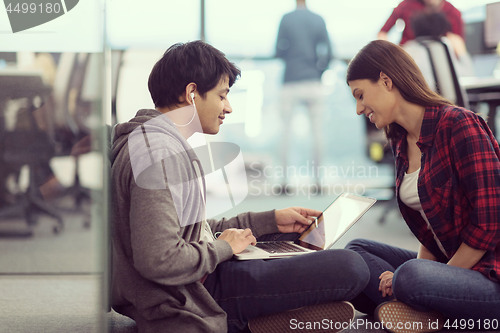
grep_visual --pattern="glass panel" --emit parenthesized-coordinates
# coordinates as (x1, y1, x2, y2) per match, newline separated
(0, 0, 107, 331)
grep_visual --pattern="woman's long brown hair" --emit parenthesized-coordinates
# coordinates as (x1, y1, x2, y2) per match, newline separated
(346, 40, 452, 141)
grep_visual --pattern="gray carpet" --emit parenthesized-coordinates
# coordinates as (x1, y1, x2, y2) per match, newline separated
(0, 274, 138, 332)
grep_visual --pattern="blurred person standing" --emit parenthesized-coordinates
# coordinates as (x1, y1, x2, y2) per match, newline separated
(378, 0, 464, 46)
(275, 0, 332, 193)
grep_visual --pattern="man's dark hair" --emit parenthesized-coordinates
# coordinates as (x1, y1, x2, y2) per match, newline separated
(148, 40, 241, 108)
(411, 12, 451, 39)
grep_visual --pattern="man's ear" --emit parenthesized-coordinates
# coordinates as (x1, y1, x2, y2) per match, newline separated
(184, 82, 197, 104)
(379, 72, 393, 91)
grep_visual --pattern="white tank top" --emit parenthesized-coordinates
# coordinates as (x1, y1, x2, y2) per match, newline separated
(400, 169, 448, 258)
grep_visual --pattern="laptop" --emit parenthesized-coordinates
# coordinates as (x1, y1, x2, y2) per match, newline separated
(233, 193, 376, 260)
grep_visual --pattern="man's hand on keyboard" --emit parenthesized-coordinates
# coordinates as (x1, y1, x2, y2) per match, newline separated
(217, 228, 257, 254)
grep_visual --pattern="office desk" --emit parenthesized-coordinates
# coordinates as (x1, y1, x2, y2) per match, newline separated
(460, 76, 500, 138)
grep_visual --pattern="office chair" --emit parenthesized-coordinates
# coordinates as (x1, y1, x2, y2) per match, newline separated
(0, 104, 64, 235)
(64, 53, 93, 210)
(415, 37, 469, 108)
(50, 53, 93, 217)
(111, 49, 125, 126)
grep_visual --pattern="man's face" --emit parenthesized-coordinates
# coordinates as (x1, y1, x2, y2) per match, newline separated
(196, 76, 232, 134)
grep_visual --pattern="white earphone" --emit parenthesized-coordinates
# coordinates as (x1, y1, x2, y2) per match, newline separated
(169, 91, 197, 127)
(190, 92, 196, 110)
(190, 91, 197, 111)
(172, 91, 197, 127)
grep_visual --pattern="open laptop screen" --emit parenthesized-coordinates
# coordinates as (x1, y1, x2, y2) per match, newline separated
(298, 193, 376, 250)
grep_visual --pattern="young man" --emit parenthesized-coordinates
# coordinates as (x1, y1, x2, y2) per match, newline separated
(110, 40, 369, 332)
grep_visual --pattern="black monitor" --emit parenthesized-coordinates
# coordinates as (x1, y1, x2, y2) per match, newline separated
(484, 2, 500, 49)
(0, 52, 17, 65)
(465, 21, 486, 55)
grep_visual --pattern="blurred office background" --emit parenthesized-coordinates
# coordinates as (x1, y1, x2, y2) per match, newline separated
(0, 0, 499, 331)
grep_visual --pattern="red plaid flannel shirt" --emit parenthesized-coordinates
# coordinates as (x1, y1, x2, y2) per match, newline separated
(380, 0, 465, 45)
(392, 106, 500, 281)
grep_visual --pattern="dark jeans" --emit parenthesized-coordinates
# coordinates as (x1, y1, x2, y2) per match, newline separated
(204, 234, 370, 333)
(346, 239, 500, 321)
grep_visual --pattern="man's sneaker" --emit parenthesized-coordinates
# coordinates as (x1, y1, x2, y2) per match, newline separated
(248, 301, 355, 333)
(374, 300, 444, 333)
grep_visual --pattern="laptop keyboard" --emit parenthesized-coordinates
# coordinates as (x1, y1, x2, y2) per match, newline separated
(255, 242, 304, 253)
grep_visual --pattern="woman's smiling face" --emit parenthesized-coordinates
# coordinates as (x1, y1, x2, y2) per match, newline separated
(348, 75, 397, 130)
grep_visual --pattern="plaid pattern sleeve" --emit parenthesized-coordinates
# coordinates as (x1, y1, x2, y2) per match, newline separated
(450, 110, 500, 252)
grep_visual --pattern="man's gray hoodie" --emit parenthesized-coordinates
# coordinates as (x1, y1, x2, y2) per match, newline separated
(110, 109, 278, 332)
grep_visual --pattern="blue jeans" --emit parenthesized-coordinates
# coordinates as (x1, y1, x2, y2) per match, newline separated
(204, 234, 369, 333)
(346, 239, 500, 321)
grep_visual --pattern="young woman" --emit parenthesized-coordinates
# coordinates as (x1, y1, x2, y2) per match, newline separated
(345, 40, 500, 333)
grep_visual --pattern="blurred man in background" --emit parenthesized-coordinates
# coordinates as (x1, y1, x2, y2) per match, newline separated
(275, 0, 333, 193)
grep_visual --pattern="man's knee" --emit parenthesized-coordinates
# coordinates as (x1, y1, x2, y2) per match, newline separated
(322, 249, 370, 297)
(345, 238, 372, 252)
(343, 250, 370, 294)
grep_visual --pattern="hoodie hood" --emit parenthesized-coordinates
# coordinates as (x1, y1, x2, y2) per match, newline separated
(111, 109, 162, 166)
(111, 108, 206, 228)
(111, 108, 199, 190)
